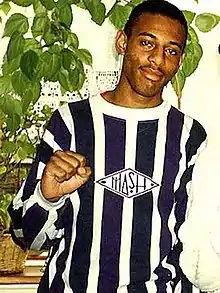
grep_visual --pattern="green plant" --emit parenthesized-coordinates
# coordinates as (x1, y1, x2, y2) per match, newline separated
(0, 193, 14, 234)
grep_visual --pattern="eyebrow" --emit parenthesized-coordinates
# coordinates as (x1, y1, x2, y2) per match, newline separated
(138, 32, 182, 50)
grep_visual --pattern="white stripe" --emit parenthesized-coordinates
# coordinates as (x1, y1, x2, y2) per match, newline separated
(173, 116, 193, 193)
(146, 113, 167, 292)
(49, 238, 65, 288)
(62, 192, 80, 292)
(43, 129, 61, 151)
(117, 118, 136, 292)
(61, 116, 79, 292)
(86, 99, 105, 293)
(58, 104, 76, 151)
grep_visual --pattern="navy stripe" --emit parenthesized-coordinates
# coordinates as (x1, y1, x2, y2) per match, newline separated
(130, 120, 158, 285)
(185, 119, 206, 163)
(50, 198, 74, 292)
(155, 108, 184, 290)
(47, 109, 71, 151)
(128, 282, 148, 293)
(69, 100, 95, 293)
(23, 203, 49, 248)
(98, 115, 125, 293)
(22, 141, 53, 201)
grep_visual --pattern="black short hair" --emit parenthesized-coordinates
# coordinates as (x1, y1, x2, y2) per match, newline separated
(124, 0, 188, 52)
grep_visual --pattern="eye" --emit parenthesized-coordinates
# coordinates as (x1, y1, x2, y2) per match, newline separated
(166, 48, 179, 56)
(140, 40, 153, 48)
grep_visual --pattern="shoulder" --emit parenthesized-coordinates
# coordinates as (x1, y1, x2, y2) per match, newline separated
(169, 105, 207, 139)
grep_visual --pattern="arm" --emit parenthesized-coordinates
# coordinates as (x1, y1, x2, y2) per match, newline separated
(8, 106, 91, 251)
(179, 147, 220, 292)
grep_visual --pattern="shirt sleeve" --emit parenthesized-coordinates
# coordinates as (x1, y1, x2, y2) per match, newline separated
(8, 105, 75, 251)
(179, 138, 220, 292)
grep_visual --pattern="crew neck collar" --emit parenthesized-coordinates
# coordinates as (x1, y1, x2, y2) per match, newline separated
(90, 92, 171, 121)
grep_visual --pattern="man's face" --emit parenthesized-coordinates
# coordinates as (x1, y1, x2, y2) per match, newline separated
(117, 13, 186, 99)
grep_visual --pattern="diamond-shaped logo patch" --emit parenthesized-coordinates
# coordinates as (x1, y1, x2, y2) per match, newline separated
(96, 168, 159, 198)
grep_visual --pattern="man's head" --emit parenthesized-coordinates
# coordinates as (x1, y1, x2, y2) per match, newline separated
(115, 0, 188, 106)
(124, 0, 188, 52)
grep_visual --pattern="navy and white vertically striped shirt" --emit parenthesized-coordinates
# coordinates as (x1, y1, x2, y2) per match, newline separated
(9, 94, 207, 293)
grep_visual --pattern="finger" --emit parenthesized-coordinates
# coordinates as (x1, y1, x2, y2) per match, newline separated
(77, 166, 92, 178)
(54, 151, 83, 169)
(64, 151, 87, 167)
(46, 156, 77, 182)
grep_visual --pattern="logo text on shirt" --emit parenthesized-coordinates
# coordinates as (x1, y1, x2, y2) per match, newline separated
(96, 168, 159, 198)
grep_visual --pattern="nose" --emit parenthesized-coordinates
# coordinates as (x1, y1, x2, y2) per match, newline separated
(148, 46, 165, 67)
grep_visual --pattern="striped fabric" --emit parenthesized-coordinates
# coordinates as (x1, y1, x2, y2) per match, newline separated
(9, 94, 207, 293)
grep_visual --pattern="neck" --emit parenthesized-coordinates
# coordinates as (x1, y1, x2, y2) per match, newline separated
(103, 76, 163, 109)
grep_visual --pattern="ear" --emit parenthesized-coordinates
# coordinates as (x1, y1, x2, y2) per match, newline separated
(115, 30, 127, 55)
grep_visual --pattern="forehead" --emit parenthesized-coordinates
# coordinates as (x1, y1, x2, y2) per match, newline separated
(130, 13, 186, 46)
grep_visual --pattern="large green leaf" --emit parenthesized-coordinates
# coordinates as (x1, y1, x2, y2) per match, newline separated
(20, 50, 39, 80)
(11, 70, 30, 97)
(11, 0, 33, 7)
(40, 51, 61, 81)
(59, 4, 73, 28)
(188, 26, 199, 43)
(31, 14, 50, 38)
(67, 32, 79, 49)
(6, 114, 21, 132)
(33, 0, 47, 14)
(6, 32, 25, 61)
(3, 13, 29, 37)
(183, 10, 196, 25)
(171, 70, 186, 98)
(69, 68, 80, 90)
(83, 0, 106, 25)
(0, 76, 13, 95)
(182, 42, 203, 77)
(39, 0, 55, 10)
(2, 55, 21, 75)
(61, 48, 76, 71)
(195, 13, 220, 32)
(58, 68, 73, 92)
(73, 48, 93, 66)
(109, 4, 132, 29)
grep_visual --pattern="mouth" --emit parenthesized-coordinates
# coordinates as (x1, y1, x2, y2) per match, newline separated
(140, 67, 163, 82)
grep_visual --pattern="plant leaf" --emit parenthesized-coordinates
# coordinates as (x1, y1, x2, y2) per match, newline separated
(11, 70, 30, 97)
(6, 114, 21, 132)
(33, 0, 47, 13)
(40, 52, 61, 81)
(0, 2, 11, 15)
(39, 0, 55, 10)
(2, 55, 21, 75)
(69, 68, 80, 90)
(195, 13, 220, 32)
(67, 32, 79, 49)
(59, 4, 73, 28)
(73, 48, 93, 66)
(6, 32, 25, 61)
(11, 0, 33, 7)
(0, 75, 13, 95)
(20, 50, 39, 80)
(58, 68, 73, 92)
(31, 13, 50, 38)
(183, 10, 196, 25)
(3, 13, 29, 37)
(83, 0, 106, 25)
(109, 3, 132, 29)
(182, 42, 203, 77)
(171, 70, 186, 98)
(62, 48, 76, 71)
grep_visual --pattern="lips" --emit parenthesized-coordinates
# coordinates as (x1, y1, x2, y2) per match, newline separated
(140, 67, 163, 82)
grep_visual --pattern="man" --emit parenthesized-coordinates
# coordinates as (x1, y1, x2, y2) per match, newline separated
(8, 1, 214, 292)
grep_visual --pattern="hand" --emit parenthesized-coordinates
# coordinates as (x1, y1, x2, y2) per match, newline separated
(41, 151, 91, 202)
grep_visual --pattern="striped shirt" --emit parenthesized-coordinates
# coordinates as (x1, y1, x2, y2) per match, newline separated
(9, 94, 207, 293)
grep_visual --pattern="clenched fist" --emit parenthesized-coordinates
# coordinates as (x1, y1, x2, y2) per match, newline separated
(41, 151, 91, 202)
